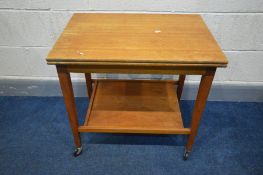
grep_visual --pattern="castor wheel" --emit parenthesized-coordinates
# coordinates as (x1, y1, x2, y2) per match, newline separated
(183, 149, 191, 161)
(73, 146, 83, 157)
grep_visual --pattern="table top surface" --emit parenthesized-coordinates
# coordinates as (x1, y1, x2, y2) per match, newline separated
(47, 13, 227, 67)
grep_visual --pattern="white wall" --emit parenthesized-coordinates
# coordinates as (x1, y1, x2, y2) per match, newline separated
(0, 1, 263, 97)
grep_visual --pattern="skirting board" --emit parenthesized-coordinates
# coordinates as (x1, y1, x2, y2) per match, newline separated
(0, 78, 262, 102)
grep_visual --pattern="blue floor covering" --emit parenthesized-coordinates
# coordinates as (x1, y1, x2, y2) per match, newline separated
(0, 96, 262, 175)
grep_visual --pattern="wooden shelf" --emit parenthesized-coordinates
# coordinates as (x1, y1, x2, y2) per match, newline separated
(79, 80, 190, 134)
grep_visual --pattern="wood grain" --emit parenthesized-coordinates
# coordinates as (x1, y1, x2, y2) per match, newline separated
(48, 14, 225, 154)
(47, 13, 227, 67)
(79, 80, 190, 134)
(57, 66, 81, 147)
(65, 64, 216, 75)
(85, 73, 93, 98)
(177, 75, 186, 100)
(83, 80, 98, 126)
(186, 70, 215, 151)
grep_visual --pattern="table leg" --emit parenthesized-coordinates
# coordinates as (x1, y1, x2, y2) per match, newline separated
(57, 66, 82, 157)
(177, 75, 186, 100)
(85, 73, 93, 98)
(184, 70, 215, 160)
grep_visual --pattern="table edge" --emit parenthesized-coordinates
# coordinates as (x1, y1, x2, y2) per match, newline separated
(46, 59, 227, 68)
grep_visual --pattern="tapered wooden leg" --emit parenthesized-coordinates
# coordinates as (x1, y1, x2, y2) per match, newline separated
(185, 70, 216, 155)
(57, 66, 81, 150)
(85, 73, 93, 98)
(177, 75, 186, 100)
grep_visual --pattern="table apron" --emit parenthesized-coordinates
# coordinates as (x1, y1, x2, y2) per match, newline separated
(60, 65, 216, 75)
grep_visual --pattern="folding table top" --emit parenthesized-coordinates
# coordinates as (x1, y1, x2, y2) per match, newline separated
(47, 13, 227, 67)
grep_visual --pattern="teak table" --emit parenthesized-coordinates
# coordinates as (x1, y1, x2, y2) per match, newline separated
(47, 13, 228, 160)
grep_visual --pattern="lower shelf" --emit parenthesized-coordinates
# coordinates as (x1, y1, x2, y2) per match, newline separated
(79, 80, 190, 134)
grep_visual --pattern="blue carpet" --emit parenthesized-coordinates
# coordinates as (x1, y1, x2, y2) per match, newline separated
(0, 96, 262, 175)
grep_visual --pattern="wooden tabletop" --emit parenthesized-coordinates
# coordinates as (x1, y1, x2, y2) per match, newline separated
(47, 13, 227, 67)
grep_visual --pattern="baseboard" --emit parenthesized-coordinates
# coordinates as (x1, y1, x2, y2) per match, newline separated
(0, 78, 262, 102)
